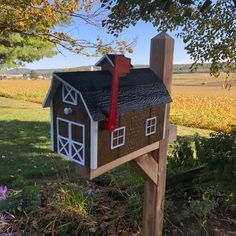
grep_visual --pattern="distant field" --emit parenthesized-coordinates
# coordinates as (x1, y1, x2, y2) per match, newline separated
(172, 85, 236, 96)
(0, 79, 49, 103)
(0, 76, 235, 132)
(172, 72, 235, 85)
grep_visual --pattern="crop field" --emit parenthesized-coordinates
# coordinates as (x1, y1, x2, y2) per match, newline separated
(0, 79, 49, 103)
(0, 76, 236, 132)
(172, 72, 235, 85)
(171, 86, 236, 131)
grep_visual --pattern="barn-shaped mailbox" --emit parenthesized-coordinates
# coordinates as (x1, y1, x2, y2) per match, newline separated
(43, 34, 173, 180)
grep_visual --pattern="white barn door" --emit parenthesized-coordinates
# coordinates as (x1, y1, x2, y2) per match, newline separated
(57, 117, 85, 166)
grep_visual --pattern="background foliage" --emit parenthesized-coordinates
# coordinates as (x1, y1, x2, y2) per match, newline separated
(102, 0, 236, 75)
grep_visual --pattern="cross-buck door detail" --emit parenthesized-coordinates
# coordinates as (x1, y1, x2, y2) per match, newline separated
(62, 84, 77, 105)
(57, 117, 85, 166)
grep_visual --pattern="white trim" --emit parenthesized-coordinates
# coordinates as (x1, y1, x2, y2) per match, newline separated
(95, 55, 114, 67)
(53, 74, 93, 121)
(42, 75, 61, 108)
(163, 104, 168, 139)
(45, 74, 97, 170)
(145, 117, 157, 136)
(50, 101, 55, 151)
(111, 126, 126, 149)
(90, 121, 98, 169)
(62, 84, 78, 105)
(57, 117, 85, 166)
(42, 79, 53, 107)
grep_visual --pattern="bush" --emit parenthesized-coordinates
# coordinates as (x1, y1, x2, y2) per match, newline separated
(196, 127, 236, 194)
(168, 137, 198, 171)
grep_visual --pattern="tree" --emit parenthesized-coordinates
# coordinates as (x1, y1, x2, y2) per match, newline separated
(0, 33, 57, 69)
(0, 0, 133, 69)
(30, 70, 40, 80)
(101, 0, 236, 76)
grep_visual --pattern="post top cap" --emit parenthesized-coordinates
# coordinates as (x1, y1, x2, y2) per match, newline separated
(151, 31, 174, 41)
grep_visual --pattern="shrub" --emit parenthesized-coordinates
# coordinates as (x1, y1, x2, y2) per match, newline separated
(196, 127, 236, 195)
(168, 136, 200, 175)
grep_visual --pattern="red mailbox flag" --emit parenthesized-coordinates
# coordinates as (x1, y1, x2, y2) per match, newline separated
(103, 55, 131, 131)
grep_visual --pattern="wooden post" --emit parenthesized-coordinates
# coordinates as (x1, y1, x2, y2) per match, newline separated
(143, 32, 174, 236)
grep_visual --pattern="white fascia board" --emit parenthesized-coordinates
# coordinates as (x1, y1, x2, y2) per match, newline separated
(42, 74, 60, 108)
(53, 74, 98, 170)
(95, 55, 114, 67)
(90, 121, 98, 169)
(163, 104, 168, 139)
(53, 74, 93, 121)
(42, 78, 54, 108)
(50, 101, 55, 151)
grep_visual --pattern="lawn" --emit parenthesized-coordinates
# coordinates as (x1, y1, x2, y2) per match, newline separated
(0, 97, 77, 185)
(1, 98, 235, 235)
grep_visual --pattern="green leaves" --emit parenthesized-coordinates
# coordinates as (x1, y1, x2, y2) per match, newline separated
(102, 0, 236, 76)
(196, 127, 236, 193)
(0, 33, 57, 69)
(0, 1, 135, 69)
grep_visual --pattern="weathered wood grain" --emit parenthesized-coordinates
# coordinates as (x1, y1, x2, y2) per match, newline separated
(142, 32, 174, 236)
(131, 154, 158, 184)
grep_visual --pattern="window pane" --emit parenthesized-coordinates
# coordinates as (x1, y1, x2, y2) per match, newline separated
(111, 127, 125, 149)
(113, 131, 118, 139)
(119, 129, 124, 136)
(113, 138, 118, 147)
(118, 137, 123, 145)
(146, 117, 157, 136)
(151, 126, 155, 133)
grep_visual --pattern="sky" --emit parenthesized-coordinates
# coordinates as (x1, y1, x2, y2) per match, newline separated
(24, 20, 193, 70)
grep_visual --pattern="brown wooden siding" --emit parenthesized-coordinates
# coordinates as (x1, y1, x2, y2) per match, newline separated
(119, 109, 149, 157)
(97, 117, 119, 167)
(53, 84, 91, 173)
(148, 105, 165, 144)
(97, 104, 166, 167)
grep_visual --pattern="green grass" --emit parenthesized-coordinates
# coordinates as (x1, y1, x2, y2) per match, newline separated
(0, 97, 77, 185)
(0, 97, 211, 186)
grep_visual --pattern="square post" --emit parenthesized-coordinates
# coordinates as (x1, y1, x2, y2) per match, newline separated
(142, 32, 174, 236)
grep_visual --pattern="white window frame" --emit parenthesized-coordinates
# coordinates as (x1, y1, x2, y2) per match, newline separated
(57, 117, 85, 166)
(145, 117, 157, 136)
(62, 84, 77, 105)
(111, 126, 126, 149)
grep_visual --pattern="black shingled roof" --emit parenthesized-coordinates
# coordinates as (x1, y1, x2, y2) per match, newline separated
(54, 68, 172, 121)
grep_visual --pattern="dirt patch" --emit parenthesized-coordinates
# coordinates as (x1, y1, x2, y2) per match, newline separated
(165, 200, 236, 236)
(5, 180, 235, 235)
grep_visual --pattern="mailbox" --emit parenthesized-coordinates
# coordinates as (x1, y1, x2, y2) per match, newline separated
(43, 36, 172, 180)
